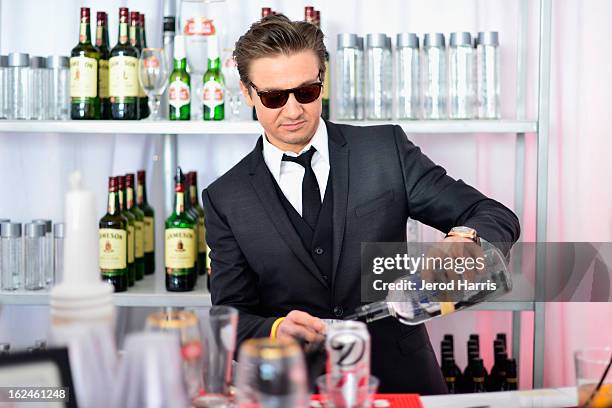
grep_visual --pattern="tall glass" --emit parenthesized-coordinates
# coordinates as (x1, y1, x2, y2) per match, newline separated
(235, 338, 308, 408)
(1, 222, 22, 291)
(422, 33, 447, 119)
(8, 53, 30, 120)
(138, 48, 170, 120)
(24, 223, 46, 290)
(0, 55, 8, 119)
(192, 306, 238, 408)
(145, 310, 203, 399)
(221, 49, 240, 120)
(575, 348, 612, 407)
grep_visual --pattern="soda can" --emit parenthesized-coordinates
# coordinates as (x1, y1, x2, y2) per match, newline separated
(325, 321, 371, 408)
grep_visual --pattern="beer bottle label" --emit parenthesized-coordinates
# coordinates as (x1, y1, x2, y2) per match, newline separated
(109, 56, 138, 97)
(144, 216, 155, 253)
(165, 228, 196, 270)
(70, 56, 98, 98)
(202, 79, 224, 110)
(169, 80, 191, 110)
(99, 229, 127, 270)
(98, 59, 109, 98)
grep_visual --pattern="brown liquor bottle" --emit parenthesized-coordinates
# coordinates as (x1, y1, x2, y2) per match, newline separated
(99, 177, 128, 292)
(70, 7, 100, 119)
(109, 7, 139, 120)
(126, 173, 145, 281)
(95, 11, 111, 119)
(118, 175, 136, 286)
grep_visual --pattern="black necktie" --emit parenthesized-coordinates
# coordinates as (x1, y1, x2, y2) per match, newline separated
(282, 147, 321, 229)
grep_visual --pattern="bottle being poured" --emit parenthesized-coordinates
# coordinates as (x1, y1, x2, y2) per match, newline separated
(345, 240, 512, 325)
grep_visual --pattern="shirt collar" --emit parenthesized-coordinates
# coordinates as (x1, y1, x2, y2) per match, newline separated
(262, 119, 329, 180)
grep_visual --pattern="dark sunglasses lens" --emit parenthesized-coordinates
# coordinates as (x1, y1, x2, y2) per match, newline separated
(260, 91, 289, 108)
(294, 84, 322, 104)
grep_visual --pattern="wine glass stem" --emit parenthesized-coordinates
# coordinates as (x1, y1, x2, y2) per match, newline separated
(149, 96, 161, 120)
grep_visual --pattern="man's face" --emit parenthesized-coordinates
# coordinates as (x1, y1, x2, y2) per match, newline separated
(240, 50, 322, 153)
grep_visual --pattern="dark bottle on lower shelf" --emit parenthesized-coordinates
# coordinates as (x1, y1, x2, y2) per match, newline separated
(165, 167, 196, 292)
(442, 357, 459, 393)
(501, 358, 518, 391)
(137, 170, 155, 275)
(471, 358, 487, 393)
(118, 175, 136, 286)
(187, 171, 207, 277)
(99, 176, 128, 292)
(487, 340, 507, 391)
(126, 173, 145, 281)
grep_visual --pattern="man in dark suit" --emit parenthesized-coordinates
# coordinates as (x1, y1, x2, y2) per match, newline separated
(202, 15, 520, 394)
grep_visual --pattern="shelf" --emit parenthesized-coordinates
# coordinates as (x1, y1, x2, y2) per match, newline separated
(0, 275, 212, 308)
(0, 119, 537, 135)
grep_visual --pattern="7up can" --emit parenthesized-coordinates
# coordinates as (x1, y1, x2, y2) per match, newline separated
(325, 321, 370, 408)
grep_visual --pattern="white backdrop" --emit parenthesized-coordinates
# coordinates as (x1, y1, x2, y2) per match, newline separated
(1, 0, 611, 389)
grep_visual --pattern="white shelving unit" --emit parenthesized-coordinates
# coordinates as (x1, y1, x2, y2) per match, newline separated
(0, 0, 551, 388)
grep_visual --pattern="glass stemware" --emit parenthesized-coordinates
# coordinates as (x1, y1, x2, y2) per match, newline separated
(221, 49, 241, 120)
(138, 48, 170, 120)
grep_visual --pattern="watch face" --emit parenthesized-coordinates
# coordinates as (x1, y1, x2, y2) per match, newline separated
(452, 226, 477, 236)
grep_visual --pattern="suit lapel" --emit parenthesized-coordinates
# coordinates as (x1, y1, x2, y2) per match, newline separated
(326, 121, 349, 288)
(248, 137, 329, 288)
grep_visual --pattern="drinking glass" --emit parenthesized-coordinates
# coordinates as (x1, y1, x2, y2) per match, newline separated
(316, 374, 379, 408)
(146, 310, 203, 399)
(138, 48, 170, 120)
(191, 306, 238, 408)
(575, 347, 612, 407)
(221, 49, 241, 120)
(235, 337, 308, 408)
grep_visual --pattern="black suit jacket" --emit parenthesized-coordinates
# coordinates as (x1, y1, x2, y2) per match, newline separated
(202, 120, 520, 394)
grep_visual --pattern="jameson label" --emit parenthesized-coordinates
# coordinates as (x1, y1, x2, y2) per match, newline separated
(99, 228, 127, 270)
(135, 221, 144, 258)
(70, 56, 98, 98)
(169, 80, 191, 110)
(109, 55, 138, 97)
(127, 225, 135, 263)
(198, 218, 206, 253)
(144, 216, 154, 253)
(165, 228, 196, 270)
(98, 59, 109, 98)
(202, 79, 224, 110)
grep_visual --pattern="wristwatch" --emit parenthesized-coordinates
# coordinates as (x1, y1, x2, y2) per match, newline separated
(446, 226, 481, 245)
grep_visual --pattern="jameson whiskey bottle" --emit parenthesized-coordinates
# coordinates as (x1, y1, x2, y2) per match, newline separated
(95, 12, 111, 119)
(305, 7, 329, 120)
(137, 170, 155, 275)
(118, 175, 136, 286)
(166, 167, 197, 292)
(202, 35, 224, 121)
(126, 173, 145, 281)
(168, 35, 191, 120)
(110, 7, 139, 120)
(139, 13, 150, 119)
(130, 11, 149, 119)
(187, 171, 207, 278)
(99, 176, 128, 292)
(70, 7, 100, 119)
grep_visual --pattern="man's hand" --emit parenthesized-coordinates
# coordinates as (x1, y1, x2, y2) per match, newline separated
(276, 310, 326, 344)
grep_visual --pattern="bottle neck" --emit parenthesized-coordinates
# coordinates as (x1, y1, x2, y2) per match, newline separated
(137, 181, 148, 206)
(108, 191, 120, 215)
(174, 57, 187, 71)
(140, 25, 147, 48)
(126, 186, 135, 210)
(207, 57, 221, 71)
(79, 19, 92, 44)
(189, 185, 198, 206)
(118, 21, 129, 45)
(175, 188, 185, 215)
(130, 23, 140, 48)
(118, 189, 125, 211)
(96, 24, 108, 48)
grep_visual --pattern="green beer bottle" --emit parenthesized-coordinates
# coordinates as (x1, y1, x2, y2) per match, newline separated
(168, 35, 191, 120)
(202, 35, 224, 120)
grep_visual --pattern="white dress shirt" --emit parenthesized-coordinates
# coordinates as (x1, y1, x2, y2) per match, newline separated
(262, 119, 330, 216)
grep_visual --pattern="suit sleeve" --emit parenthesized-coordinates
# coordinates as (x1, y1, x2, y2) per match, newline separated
(202, 188, 277, 345)
(392, 125, 520, 255)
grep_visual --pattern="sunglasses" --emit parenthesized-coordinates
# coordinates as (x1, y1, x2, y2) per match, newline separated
(249, 78, 323, 109)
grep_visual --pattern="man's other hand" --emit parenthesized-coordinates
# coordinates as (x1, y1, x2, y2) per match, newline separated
(277, 310, 326, 344)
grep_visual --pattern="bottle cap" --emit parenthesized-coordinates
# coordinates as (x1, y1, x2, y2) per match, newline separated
(450, 32, 472, 47)
(30, 56, 46, 69)
(477, 31, 499, 46)
(174, 35, 186, 60)
(8, 53, 30, 67)
(0, 222, 22, 238)
(337, 33, 359, 49)
(424, 33, 445, 48)
(32, 219, 52, 233)
(397, 33, 419, 49)
(366, 33, 387, 49)
(163, 16, 175, 33)
(0, 55, 8, 67)
(25, 222, 46, 238)
(46, 56, 69, 69)
(54, 223, 65, 239)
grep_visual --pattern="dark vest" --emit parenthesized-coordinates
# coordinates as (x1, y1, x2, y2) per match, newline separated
(270, 171, 334, 284)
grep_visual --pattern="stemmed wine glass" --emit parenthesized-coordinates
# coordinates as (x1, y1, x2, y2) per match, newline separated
(222, 49, 241, 120)
(138, 48, 170, 120)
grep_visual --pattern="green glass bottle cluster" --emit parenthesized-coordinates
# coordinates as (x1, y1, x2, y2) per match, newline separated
(70, 6, 149, 120)
(99, 171, 155, 292)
